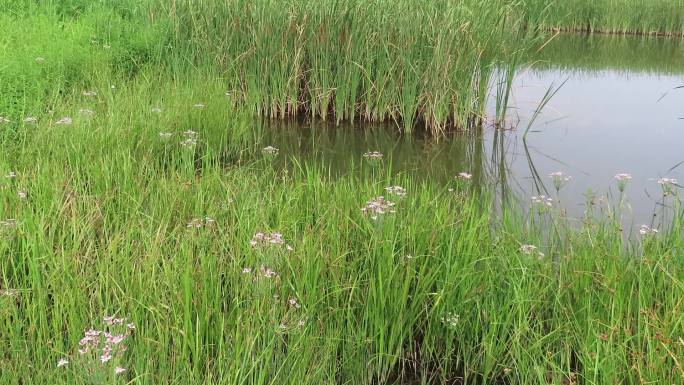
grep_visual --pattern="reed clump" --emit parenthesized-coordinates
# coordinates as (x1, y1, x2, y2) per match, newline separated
(160, 0, 531, 133)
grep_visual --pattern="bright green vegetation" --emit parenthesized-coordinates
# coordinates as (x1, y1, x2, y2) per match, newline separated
(530, 34, 684, 74)
(0, 0, 533, 134)
(1, 1, 684, 385)
(1, 70, 684, 384)
(523, 0, 684, 35)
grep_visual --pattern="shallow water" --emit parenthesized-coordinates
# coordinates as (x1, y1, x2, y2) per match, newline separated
(264, 34, 684, 226)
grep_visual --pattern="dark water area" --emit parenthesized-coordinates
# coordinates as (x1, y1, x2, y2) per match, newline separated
(263, 34, 684, 226)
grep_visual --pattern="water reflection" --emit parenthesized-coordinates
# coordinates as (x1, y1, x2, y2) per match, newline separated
(262, 34, 684, 225)
(503, 66, 684, 223)
(264, 121, 487, 183)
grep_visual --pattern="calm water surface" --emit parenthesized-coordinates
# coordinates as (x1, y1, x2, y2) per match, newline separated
(264, 35, 684, 226)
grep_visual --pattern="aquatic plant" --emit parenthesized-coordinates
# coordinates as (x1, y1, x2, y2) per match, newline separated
(1, 2, 683, 385)
(160, 0, 533, 133)
(549, 171, 572, 191)
(614, 173, 632, 192)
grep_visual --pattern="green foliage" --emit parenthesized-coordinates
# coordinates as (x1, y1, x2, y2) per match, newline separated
(522, 0, 684, 35)
(0, 3, 167, 119)
(1, 2, 684, 385)
(157, 0, 532, 133)
(1, 74, 683, 383)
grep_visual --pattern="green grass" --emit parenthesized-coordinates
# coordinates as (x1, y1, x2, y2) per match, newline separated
(0, 0, 538, 134)
(1, 1, 684, 385)
(522, 0, 684, 36)
(1, 72, 683, 384)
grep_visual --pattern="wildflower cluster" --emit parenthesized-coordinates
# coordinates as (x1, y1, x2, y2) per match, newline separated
(262, 146, 279, 157)
(520, 244, 545, 259)
(531, 195, 553, 208)
(363, 151, 383, 166)
(57, 315, 135, 377)
(278, 295, 306, 332)
(448, 172, 473, 193)
(549, 171, 572, 191)
(78, 108, 95, 117)
(288, 297, 302, 309)
(456, 172, 473, 180)
(186, 217, 215, 229)
(639, 225, 658, 236)
(441, 312, 460, 328)
(1, 219, 18, 238)
(363, 151, 383, 160)
(0, 288, 18, 297)
(180, 130, 198, 148)
(657, 177, 678, 195)
(384, 185, 407, 197)
(242, 265, 279, 279)
(250, 232, 293, 251)
(614, 173, 632, 192)
(361, 196, 396, 220)
(55, 117, 73, 125)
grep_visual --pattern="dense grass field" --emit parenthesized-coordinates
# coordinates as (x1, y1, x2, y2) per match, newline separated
(1, 1, 684, 385)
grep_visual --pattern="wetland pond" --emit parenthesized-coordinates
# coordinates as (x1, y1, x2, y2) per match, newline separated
(263, 34, 684, 227)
